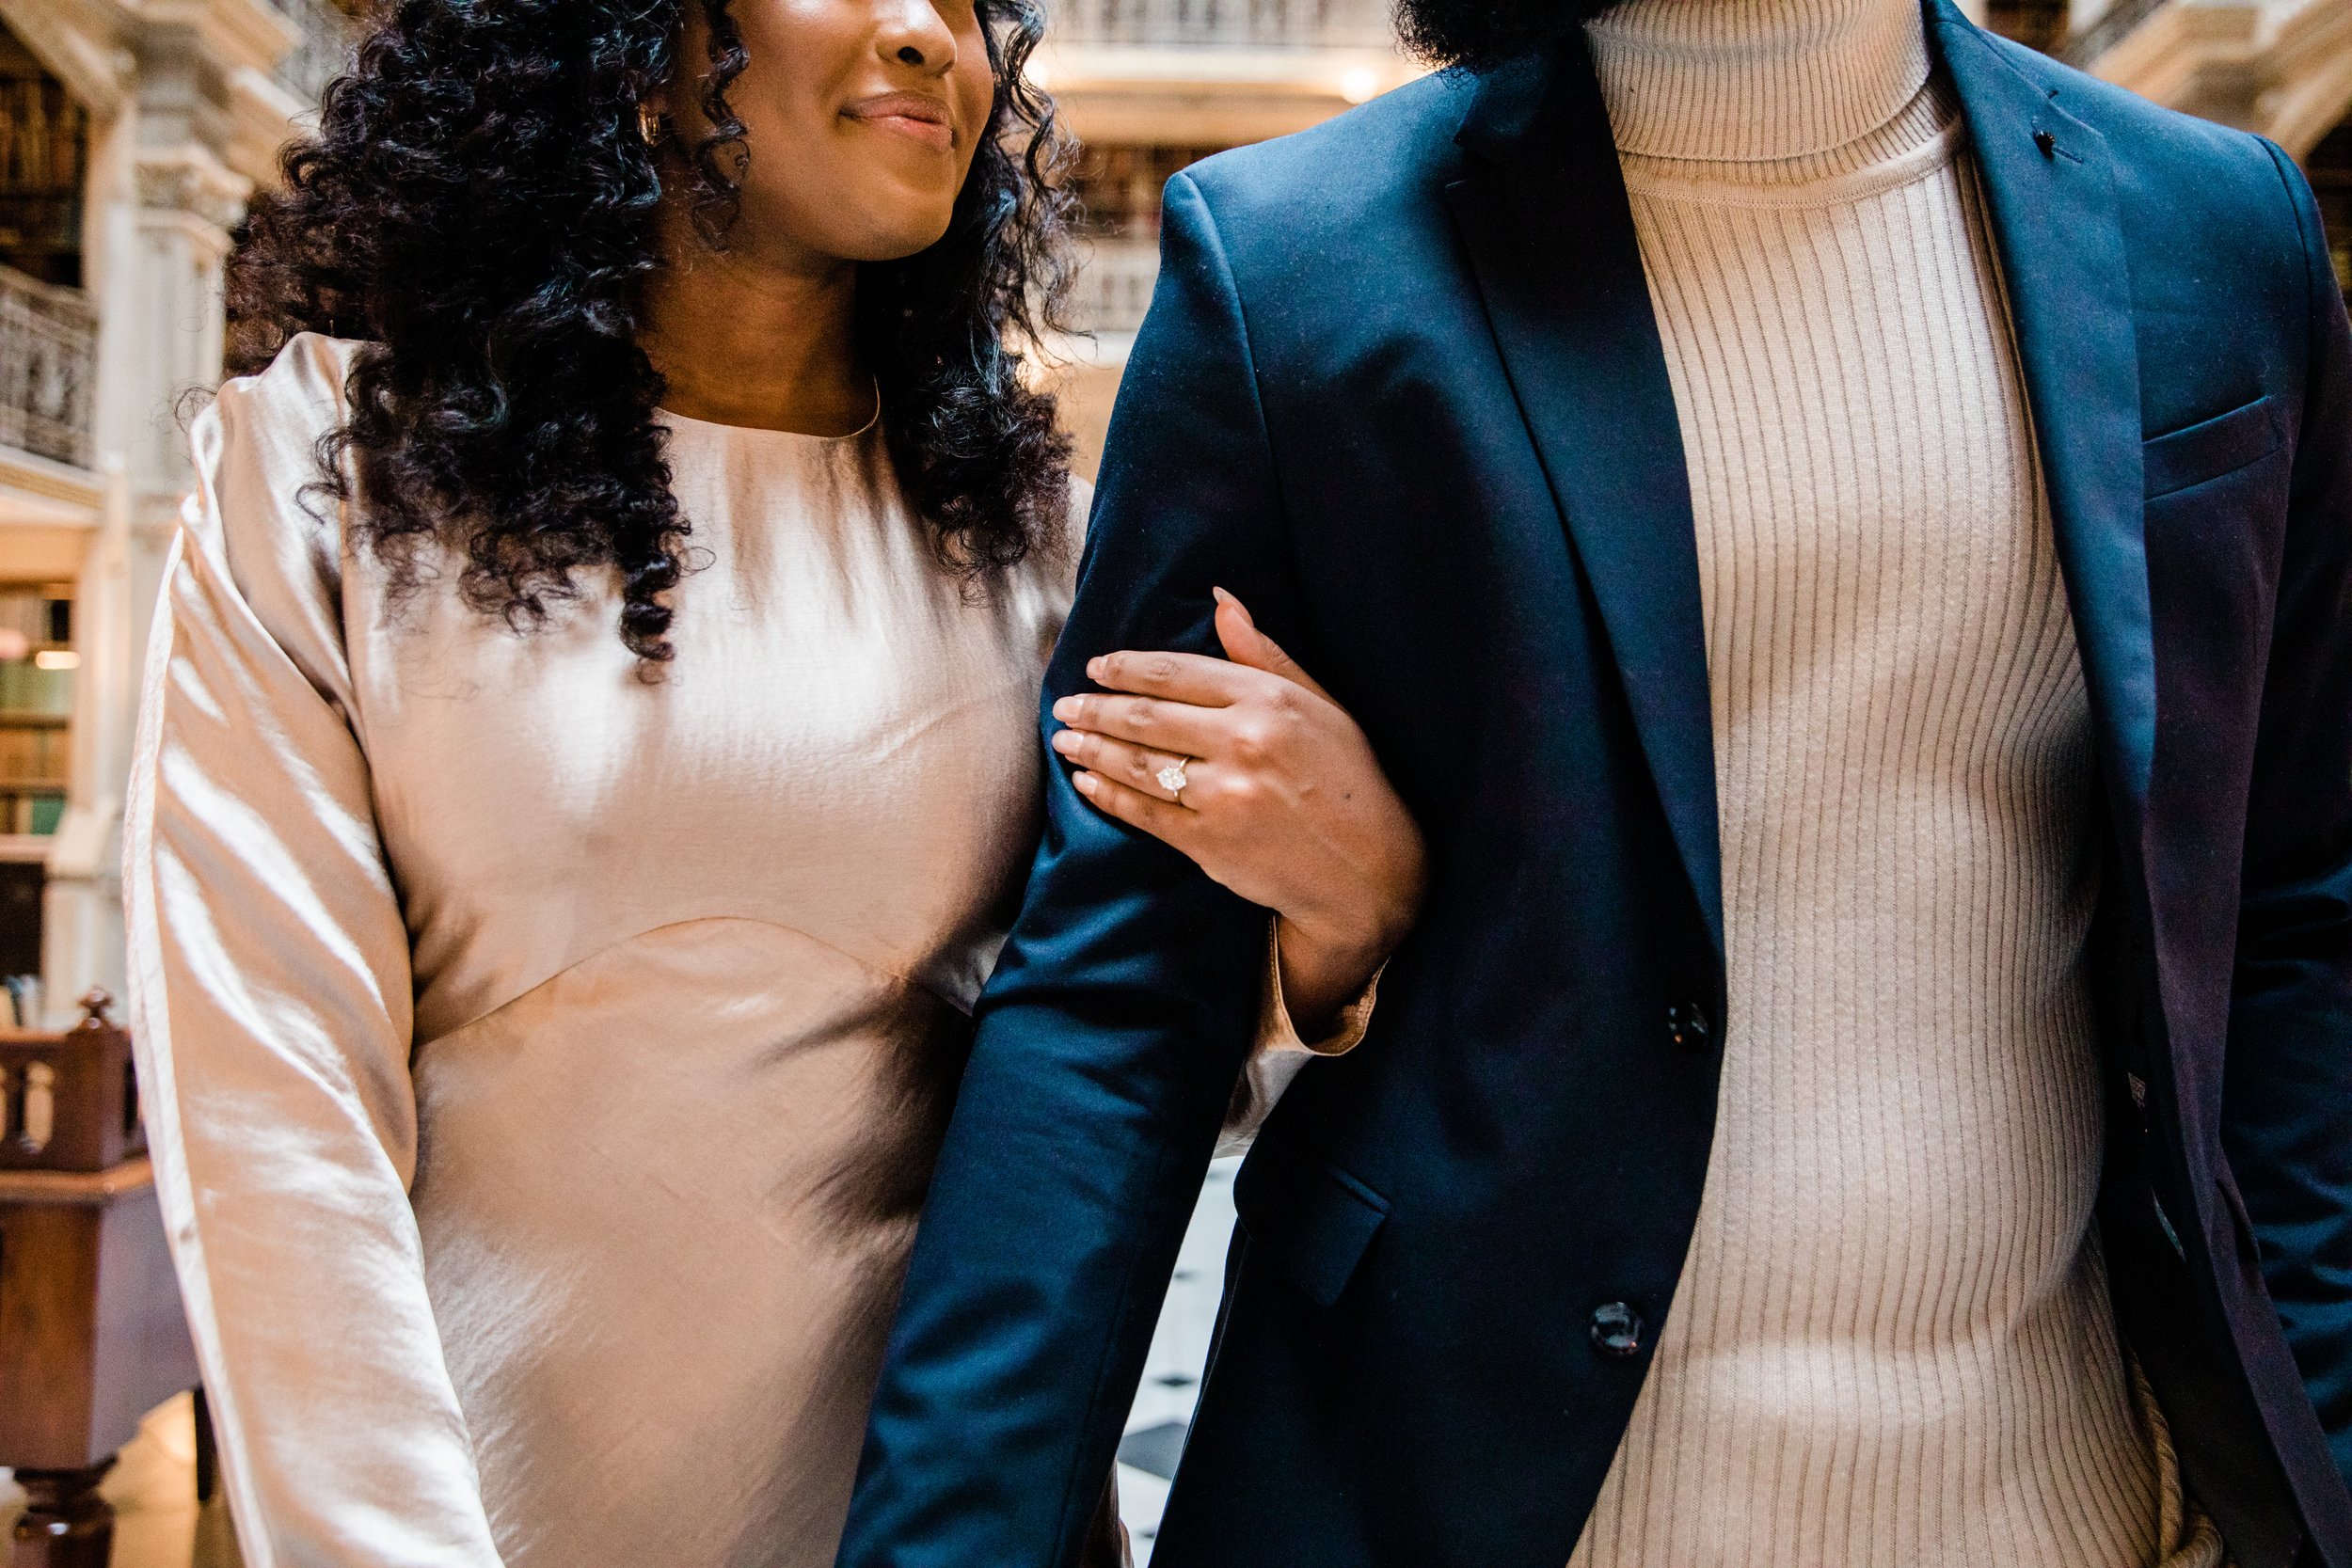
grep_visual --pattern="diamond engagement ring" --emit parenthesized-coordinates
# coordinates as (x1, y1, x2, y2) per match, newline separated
(1156, 758, 1191, 802)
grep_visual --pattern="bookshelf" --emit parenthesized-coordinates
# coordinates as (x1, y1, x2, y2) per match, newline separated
(0, 584, 71, 839)
(0, 583, 70, 1005)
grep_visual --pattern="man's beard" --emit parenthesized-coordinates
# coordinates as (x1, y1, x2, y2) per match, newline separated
(1394, 0, 1619, 71)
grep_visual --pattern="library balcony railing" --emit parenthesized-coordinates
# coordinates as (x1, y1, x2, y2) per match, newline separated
(1050, 0, 1393, 51)
(1069, 240, 1164, 335)
(0, 265, 96, 472)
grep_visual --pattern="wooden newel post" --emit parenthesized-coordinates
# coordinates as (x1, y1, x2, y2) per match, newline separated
(8, 1461, 117, 1568)
(0, 989, 199, 1568)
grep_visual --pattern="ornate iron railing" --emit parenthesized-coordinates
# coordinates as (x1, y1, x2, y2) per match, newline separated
(0, 264, 95, 469)
(1051, 0, 1392, 50)
(1070, 242, 1162, 334)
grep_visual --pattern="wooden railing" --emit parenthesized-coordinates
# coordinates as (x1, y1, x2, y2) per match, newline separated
(0, 997, 199, 1568)
(1050, 0, 1392, 50)
(0, 265, 94, 471)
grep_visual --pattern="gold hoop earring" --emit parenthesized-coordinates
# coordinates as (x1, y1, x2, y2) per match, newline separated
(638, 103, 664, 148)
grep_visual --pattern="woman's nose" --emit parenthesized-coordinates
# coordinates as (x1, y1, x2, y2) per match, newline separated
(875, 0, 957, 74)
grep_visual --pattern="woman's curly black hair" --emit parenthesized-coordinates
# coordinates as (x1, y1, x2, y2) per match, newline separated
(228, 0, 1074, 666)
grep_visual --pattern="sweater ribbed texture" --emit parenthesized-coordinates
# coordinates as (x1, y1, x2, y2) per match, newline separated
(1566, 3, 2226, 1564)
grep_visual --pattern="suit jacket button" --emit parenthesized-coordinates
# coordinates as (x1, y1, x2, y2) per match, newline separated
(1590, 1302, 1645, 1357)
(1667, 1002, 1712, 1050)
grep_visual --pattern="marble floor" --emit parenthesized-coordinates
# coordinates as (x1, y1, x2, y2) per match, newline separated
(0, 1394, 243, 1568)
(0, 1160, 1241, 1568)
(1115, 1156, 1239, 1564)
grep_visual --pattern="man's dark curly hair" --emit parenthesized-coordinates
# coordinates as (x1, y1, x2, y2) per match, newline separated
(228, 0, 1074, 665)
(1397, 0, 1617, 72)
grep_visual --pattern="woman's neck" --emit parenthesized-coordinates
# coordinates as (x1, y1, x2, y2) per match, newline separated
(1585, 0, 1932, 162)
(637, 214, 874, 437)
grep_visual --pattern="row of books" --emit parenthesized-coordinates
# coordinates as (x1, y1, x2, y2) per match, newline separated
(0, 723, 65, 785)
(0, 661, 71, 717)
(0, 591, 71, 649)
(0, 788, 64, 835)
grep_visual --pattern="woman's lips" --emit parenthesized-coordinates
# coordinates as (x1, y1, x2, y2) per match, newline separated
(842, 93, 955, 150)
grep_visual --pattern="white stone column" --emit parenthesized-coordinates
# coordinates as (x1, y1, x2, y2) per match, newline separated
(119, 147, 244, 647)
(40, 130, 246, 1025)
(41, 456, 132, 1023)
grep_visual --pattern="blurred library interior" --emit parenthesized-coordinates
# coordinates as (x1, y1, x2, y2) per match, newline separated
(5, 0, 2352, 1561)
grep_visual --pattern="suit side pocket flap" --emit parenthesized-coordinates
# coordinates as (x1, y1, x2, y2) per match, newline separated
(1232, 1139, 1388, 1309)
(2144, 395, 2283, 500)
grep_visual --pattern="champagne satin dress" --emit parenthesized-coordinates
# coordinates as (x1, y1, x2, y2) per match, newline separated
(124, 333, 1184, 1568)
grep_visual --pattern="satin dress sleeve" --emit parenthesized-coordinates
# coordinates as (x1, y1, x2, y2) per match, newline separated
(122, 341, 507, 1568)
(1221, 920, 1383, 1153)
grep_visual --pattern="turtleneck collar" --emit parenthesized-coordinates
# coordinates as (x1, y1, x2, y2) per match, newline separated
(1585, 0, 1934, 163)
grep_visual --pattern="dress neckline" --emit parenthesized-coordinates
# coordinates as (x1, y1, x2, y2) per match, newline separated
(654, 388, 882, 446)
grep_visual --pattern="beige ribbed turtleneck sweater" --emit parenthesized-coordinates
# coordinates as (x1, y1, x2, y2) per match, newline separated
(1564, 3, 2225, 1565)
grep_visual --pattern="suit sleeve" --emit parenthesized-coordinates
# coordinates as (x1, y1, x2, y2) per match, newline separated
(834, 171, 1304, 1567)
(2223, 141, 2352, 1491)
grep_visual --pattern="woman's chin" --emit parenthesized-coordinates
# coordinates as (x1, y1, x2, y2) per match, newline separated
(830, 206, 961, 263)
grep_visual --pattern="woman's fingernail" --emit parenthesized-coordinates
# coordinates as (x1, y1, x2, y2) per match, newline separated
(1073, 770, 1099, 797)
(1052, 697, 1077, 721)
(1211, 586, 1236, 607)
(1051, 730, 1079, 754)
(1086, 657, 1105, 680)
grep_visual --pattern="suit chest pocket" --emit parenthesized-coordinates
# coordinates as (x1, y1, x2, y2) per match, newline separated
(2142, 393, 2291, 751)
(2143, 394, 2284, 501)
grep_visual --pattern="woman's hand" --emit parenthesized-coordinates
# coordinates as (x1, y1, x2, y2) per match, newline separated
(1049, 589, 1426, 1034)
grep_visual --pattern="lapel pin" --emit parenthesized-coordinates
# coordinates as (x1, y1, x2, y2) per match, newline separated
(2033, 129, 2057, 157)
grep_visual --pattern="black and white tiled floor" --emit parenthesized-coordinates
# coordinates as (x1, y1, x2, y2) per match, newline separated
(1114, 1155, 1241, 1562)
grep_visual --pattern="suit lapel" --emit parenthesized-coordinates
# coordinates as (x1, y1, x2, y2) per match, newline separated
(1934, 0, 2155, 825)
(1440, 8, 2153, 960)
(1447, 39, 1724, 959)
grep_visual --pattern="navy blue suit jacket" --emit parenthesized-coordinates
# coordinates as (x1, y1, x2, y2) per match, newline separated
(837, 8, 2352, 1565)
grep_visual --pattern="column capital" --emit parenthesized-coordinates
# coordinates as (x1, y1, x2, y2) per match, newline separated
(133, 146, 251, 232)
